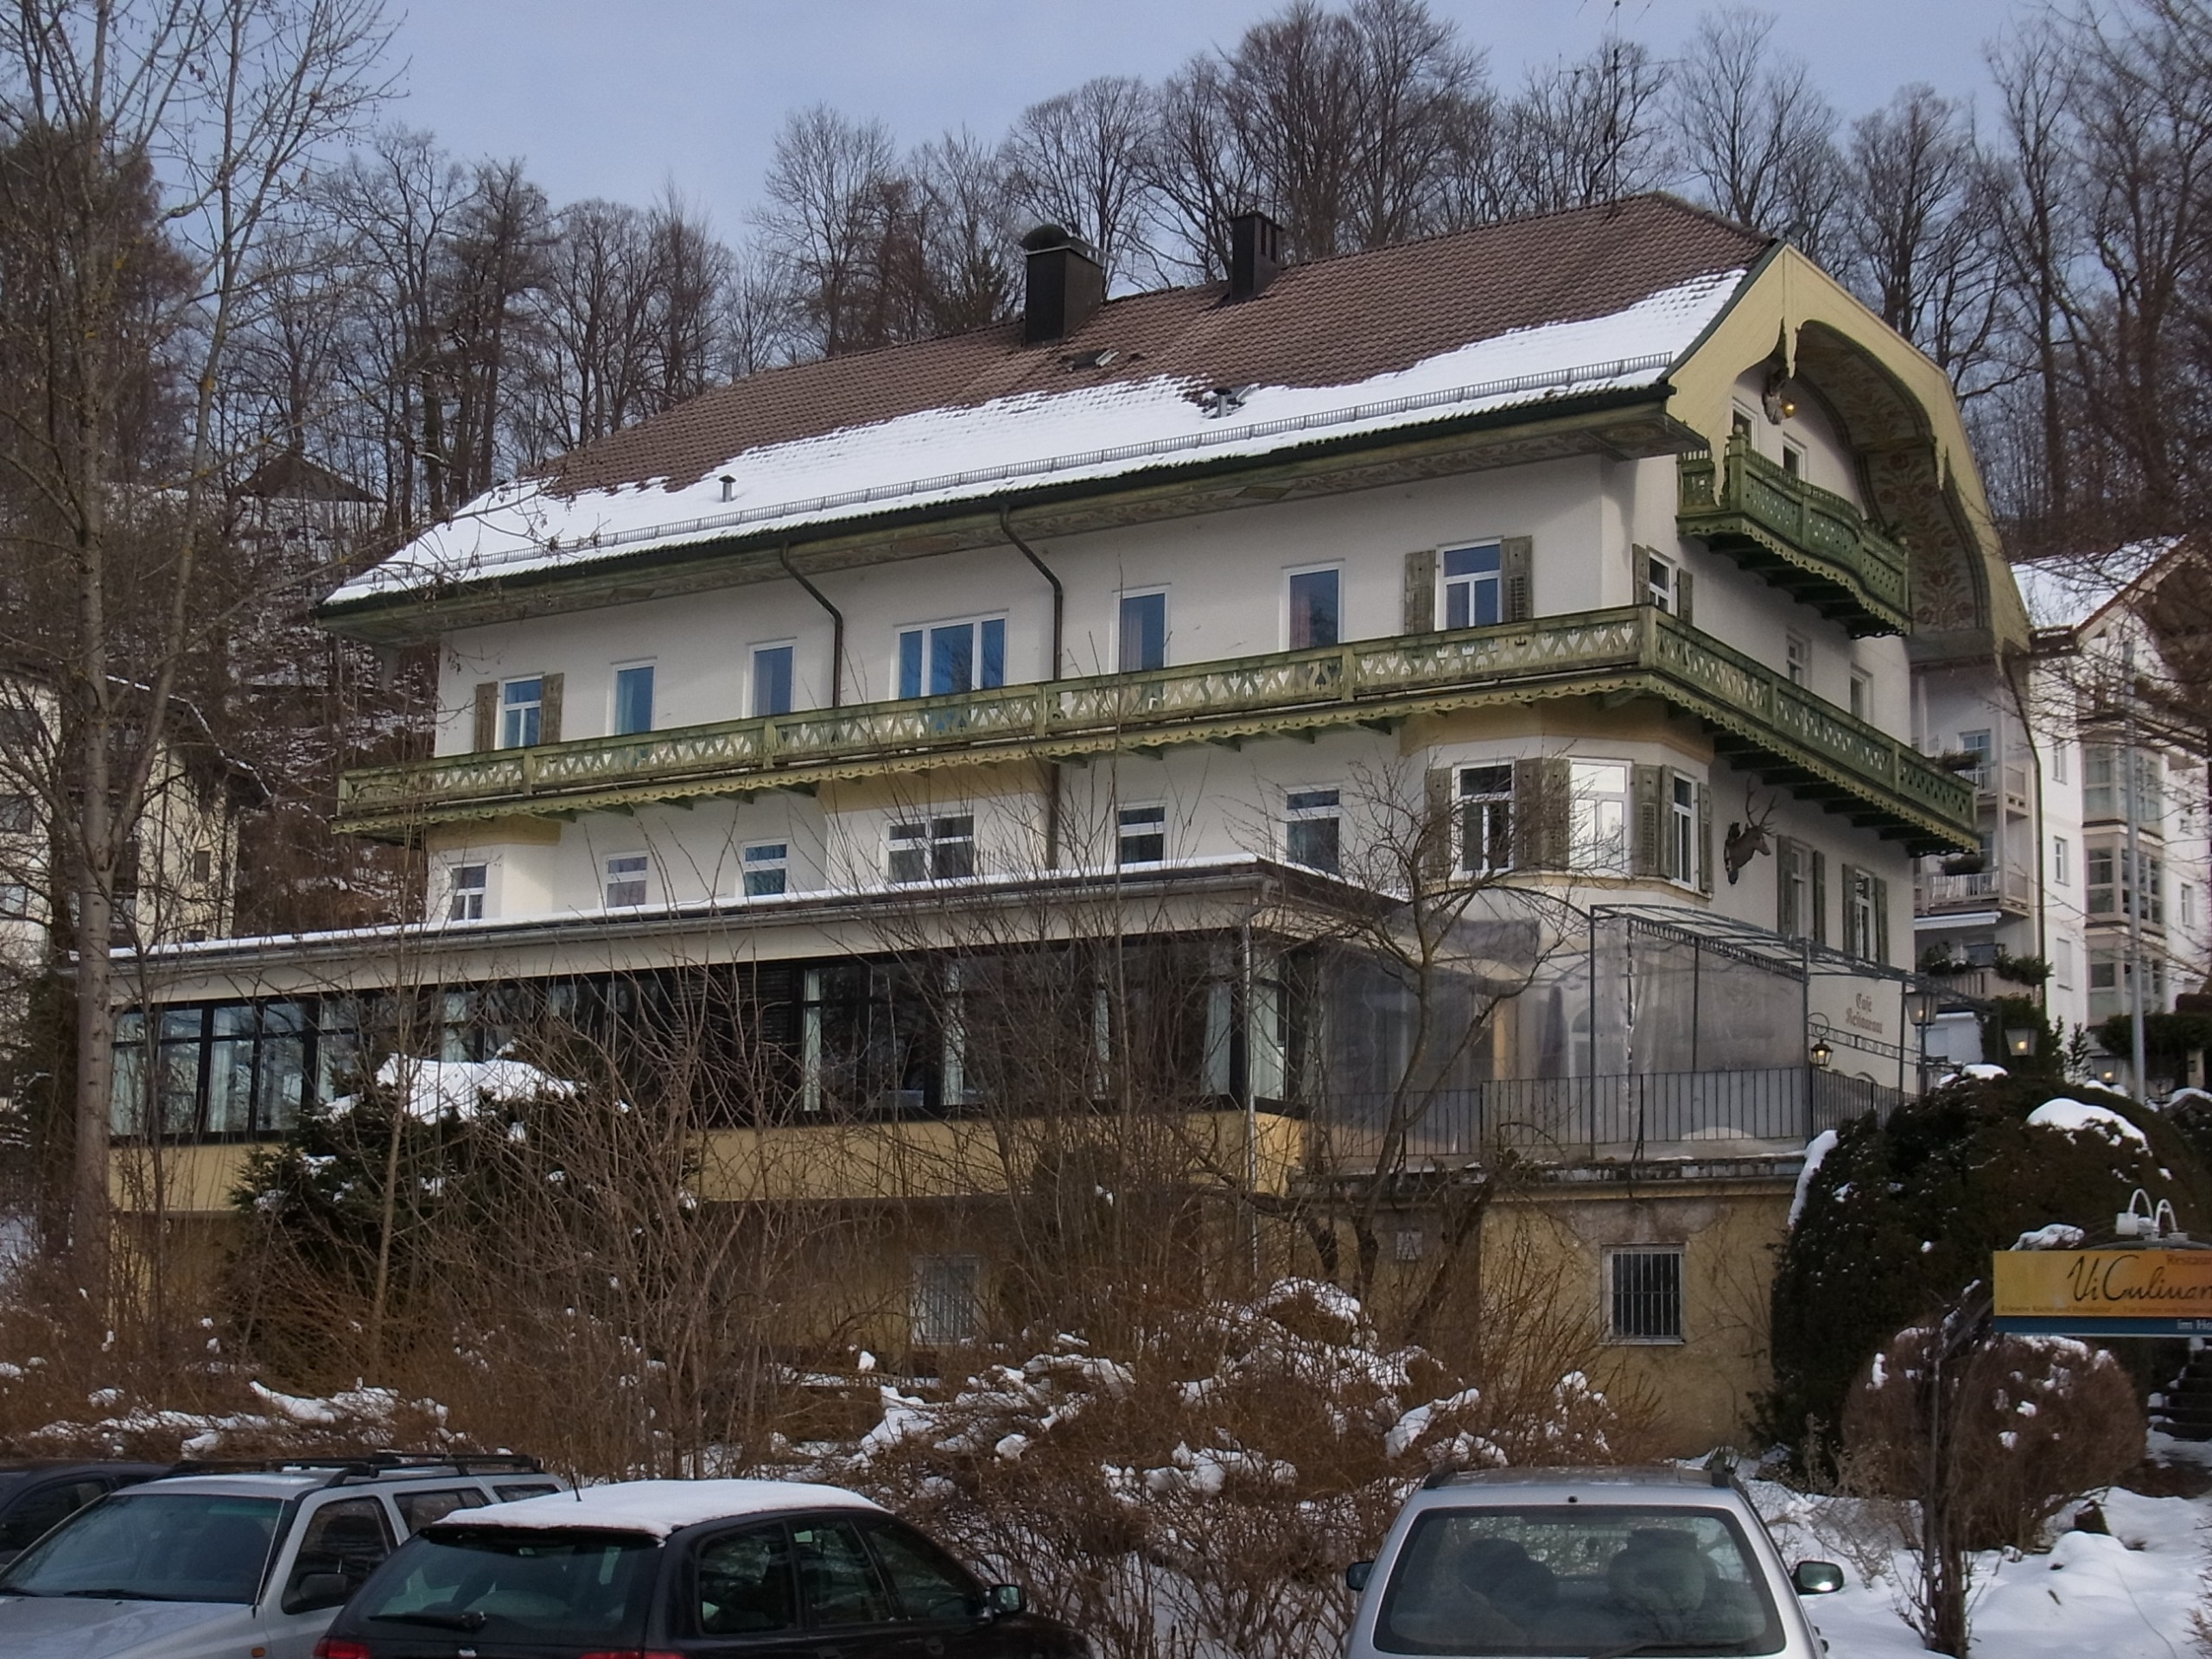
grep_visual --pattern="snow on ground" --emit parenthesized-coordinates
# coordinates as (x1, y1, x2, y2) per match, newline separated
(1750, 1474, 2209, 1658)
(334, 270, 1745, 601)
(2026, 1096, 2152, 1148)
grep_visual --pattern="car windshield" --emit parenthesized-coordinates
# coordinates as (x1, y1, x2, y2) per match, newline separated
(354, 1526, 659, 1645)
(0, 1492, 283, 1604)
(1376, 1505, 1785, 1657)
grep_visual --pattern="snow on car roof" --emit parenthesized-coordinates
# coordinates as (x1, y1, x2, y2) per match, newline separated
(449, 1478, 883, 1538)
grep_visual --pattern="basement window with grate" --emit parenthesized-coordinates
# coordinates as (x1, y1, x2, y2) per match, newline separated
(1608, 1247, 1684, 1343)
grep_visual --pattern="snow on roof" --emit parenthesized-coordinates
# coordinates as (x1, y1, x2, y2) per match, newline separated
(332, 268, 1745, 605)
(453, 1478, 882, 1538)
(2012, 540, 2174, 630)
(2025, 1097, 2151, 1149)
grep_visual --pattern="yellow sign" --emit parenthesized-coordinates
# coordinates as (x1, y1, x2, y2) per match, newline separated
(1992, 1248, 2212, 1336)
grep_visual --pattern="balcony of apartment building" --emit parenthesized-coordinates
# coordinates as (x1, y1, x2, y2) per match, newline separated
(1915, 848, 2035, 918)
(336, 607, 1974, 857)
(1675, 432, 1912, 638)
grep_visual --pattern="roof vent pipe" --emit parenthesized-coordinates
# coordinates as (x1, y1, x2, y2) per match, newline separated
(1021, 224, 1106, 346)
(1229, 211, 1283, 302)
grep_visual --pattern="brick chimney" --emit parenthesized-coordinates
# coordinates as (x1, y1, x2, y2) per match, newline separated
(1229, 211, 1284, 302)
(1021, 225, 1106, 346)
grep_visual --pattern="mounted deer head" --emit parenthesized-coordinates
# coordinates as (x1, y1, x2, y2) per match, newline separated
(1723, 787, 1781, 886)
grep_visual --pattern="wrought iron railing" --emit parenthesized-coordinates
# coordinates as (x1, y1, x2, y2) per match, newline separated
(337, 607, 1974, 847)
(1313, 1067, 1903, 1168)
(1678, 434, 1912, 634)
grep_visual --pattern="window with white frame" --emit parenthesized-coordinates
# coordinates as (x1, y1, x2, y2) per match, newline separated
(1119, 591, 1166, 672)
(888, 816, 976, 883)
(612, 663, 655, 734)
(499, 677, 543, 747)
(899, 618, 1005, 699)
(1959, 728, 1993, 788)
(909, 1254, 982, 1346)
(2185, 883, 2199, 929)
(1441, 543, 1503, 629)
(1607, 1247, 1683, 1342)
(448, 862, 487, 922)
(1782, 442, 1805, 478)
(0, 881, 26, 919)
(1849, 671, 1871, 721)
(1784, 635, 1810, 688)
(1284, 788, 1342, 874)
(1459, 765, 1512, 874)
(2087, 843, 2115, 913)
(752, 644, 795, 717)
(1669, 773, 1699, 887)
(1568, 760, 1630, 874)
(2050, 741, 2069, 785)
(1117, 804, 1166, 866)
(741, 841, 788, 897)
(1643, 549, 1678, 615)
(2053, 836, 2070, 886)
(604, 853, 650, 907)
(2053, 937, 2075, 988)
(1287, 567, 1341, 649)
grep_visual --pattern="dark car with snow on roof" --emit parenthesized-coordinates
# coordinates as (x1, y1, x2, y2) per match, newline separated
(313, 1478, 1086, 1659)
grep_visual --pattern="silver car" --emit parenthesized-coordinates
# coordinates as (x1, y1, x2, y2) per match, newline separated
(0, 1458, 563, 1659)
(1344, 1466, 1843, 1659)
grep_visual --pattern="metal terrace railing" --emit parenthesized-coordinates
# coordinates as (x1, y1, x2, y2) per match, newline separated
(1678, 433, 1913, 636)
(337, 607, 1974, 849)
(1315, 1067, 1903, 1169)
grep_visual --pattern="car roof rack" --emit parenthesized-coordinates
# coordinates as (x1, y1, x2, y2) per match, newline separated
(168, 1452, 545, 1485)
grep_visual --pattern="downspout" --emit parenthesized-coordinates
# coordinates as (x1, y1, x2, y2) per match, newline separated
(779, 543, 843, 709)
(1001, 507, 1065, 868)
(2000, 649, 2049, 1024)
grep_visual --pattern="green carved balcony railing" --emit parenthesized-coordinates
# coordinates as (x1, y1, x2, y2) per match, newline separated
(1678, 433, 1912, 637)
(338, 607, 1974, 854)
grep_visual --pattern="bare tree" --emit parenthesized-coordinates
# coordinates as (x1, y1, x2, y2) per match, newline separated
(1673, 9, 1845, 256)
(910, 128, 1020, 332)
(1003, 75, 1155, 280)
(1843, 85, 2005, 392)
(755, 104, 900, 357)
(1495, 36, 1673, 217)
(0, 0, 389, 1300)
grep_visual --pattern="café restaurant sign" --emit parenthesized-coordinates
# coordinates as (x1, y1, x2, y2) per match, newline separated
(1992, 1247, 2212, 1337)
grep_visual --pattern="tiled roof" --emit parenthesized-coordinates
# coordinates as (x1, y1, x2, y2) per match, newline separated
(543, 195, 1770, 500)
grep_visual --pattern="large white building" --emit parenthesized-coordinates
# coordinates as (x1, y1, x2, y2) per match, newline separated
(1914, 546, 2211, 1085)
(107, 198, 2024, 1446)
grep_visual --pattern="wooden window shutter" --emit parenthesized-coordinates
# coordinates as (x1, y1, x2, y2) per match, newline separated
(473, 683, 498, 752)
(1873, 874, 1891, 964)
(538, 673, 564, 745)
(1777, 836, 1798, 936)
(1695, 782, 1713, 895)
(1513, 757, 1569, 869)
(1630, 545, 1654, 608)
(1404, 548, 1437, 633)
(1675, 567, 1694, 625)
(1630, 764, 1665, 877)
(1500, 536, 1534, 622)
(1421, 766, 1453, 883)
(1811, 851, 1827, 946)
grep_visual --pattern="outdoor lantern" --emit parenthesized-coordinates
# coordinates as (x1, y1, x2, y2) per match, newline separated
(2006, 1026, 2038, 1058)
(1809, 1037, 1834, 1070)
(1908, 988, 1942, 1028)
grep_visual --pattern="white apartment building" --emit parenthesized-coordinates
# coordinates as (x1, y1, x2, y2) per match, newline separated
(105, 199, 2024, 1445)
(1915, 547, 2210, 1086)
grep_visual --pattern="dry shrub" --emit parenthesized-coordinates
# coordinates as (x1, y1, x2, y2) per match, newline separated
(1842, 1324, 2144, 1551)
(841, 1278, 1639, 1659)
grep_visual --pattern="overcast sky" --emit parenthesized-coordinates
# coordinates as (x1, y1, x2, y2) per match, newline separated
(389, 0, 2029, 238)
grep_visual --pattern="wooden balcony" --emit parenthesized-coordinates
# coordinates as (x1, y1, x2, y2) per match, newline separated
(337, 607, 1975, 853)
(1678, 434, 1913, 637)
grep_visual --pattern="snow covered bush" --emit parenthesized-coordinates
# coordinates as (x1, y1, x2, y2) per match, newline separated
(1765, 1068, 2208, 1465)
(1843, 1324, 2144, 1551)
(842, 1279, 1637, 1659)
